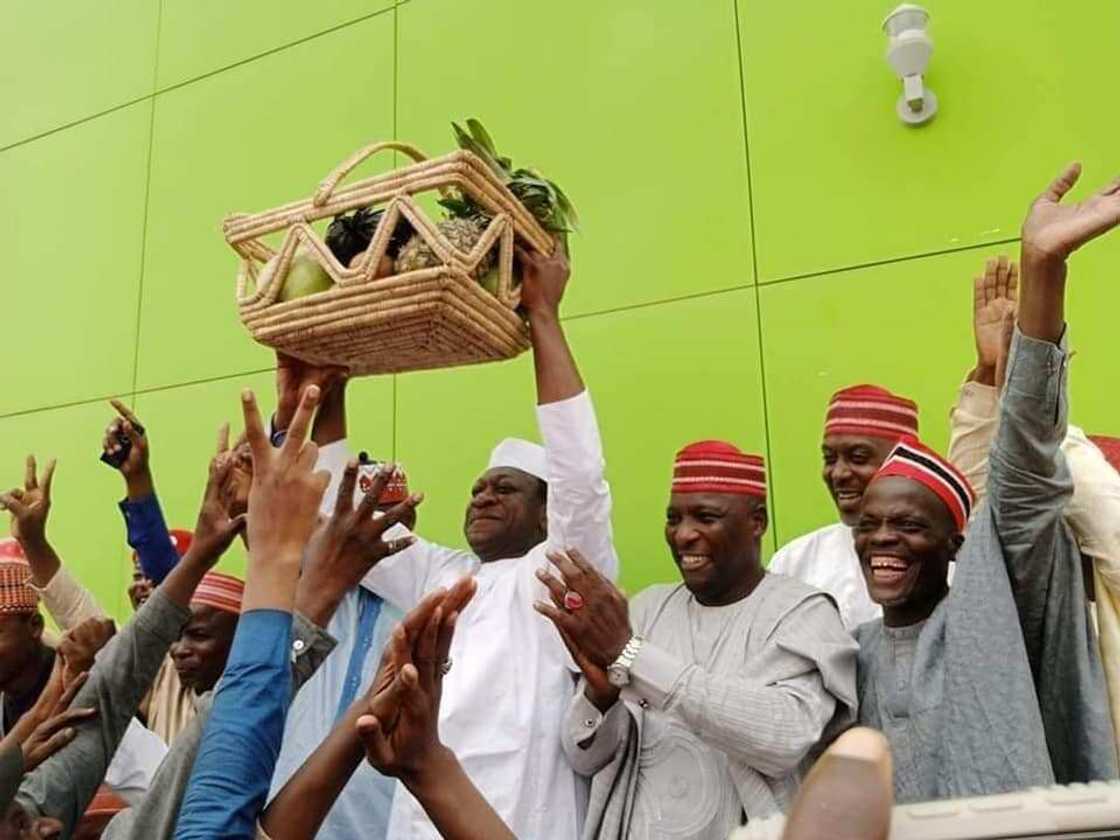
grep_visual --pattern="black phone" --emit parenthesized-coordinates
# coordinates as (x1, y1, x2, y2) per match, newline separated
(100, 422, 145, 469)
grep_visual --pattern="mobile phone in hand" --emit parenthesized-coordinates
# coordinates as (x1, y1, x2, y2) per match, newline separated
(100, 422, 145, 469)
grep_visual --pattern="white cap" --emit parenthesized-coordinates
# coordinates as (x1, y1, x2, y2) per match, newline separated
(487, 438, 548, 481)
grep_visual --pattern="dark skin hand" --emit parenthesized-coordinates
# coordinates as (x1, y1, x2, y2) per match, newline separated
(261, 579, 479, 840)
(462, 468, 546, 563)
(535, 548, 631, 712)
(0, 457, 61, 588)
(854, 476, 963, 627)
(664, 491, 768, 606)
(274, 352, 348, 433)
(821, 436, 896, 527)
(969, 256, 1018, 389)
(1019, 163, 1120, 344)
(297, 461, 423, 628)
(2, 658, 95, 772)
(169, 604, 238, 694)
(103, 400, 154, 501)
(56, 617, 115, 691)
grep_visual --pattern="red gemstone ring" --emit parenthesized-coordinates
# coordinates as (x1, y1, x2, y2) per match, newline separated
(563, 590, 586, 611)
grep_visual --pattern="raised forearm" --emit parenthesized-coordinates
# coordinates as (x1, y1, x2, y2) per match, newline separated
(528, 310, 584, 405)
(260, 702, 365, 840)
(1018, 248, 1067, 344)
(18, 534, 61, 588)
(402, 748, 515, 840)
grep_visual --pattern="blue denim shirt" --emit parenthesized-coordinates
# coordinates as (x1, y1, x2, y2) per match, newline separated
(118, 494, 180, 583)
(175, 609, 293, 839)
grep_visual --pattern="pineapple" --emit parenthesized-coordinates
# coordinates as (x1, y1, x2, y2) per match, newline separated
(394, 216, 494, 279)
(393, 120, 578, 293)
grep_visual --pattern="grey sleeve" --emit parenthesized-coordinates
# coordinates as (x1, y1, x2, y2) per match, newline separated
(102, 611, 337, 840)
(987, 328, 1073, 667)
(561, 684, 634, 776)
(15, 589, 189, 835)
(0, 740, 24, 816)
(627, 597, 857, 778)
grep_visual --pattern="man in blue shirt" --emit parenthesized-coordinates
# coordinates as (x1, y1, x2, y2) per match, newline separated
(264, 362, 406, 839)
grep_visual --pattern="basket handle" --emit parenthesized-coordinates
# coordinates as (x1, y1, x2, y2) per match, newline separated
(313, 141, 430, 207)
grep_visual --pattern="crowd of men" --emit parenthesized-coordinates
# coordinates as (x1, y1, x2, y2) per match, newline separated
(0, 162, 1118, 839)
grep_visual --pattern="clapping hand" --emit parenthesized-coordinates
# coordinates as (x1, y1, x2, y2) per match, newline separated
(356, 576, 476, 782)
(57, 617, 116, 690)
(534, 548, 631, 711)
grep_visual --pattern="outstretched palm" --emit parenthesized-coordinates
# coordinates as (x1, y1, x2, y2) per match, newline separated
(1022, 163, 1120, 261)
(973, 256, 1017, 371)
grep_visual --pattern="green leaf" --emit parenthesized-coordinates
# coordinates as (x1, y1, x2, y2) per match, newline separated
(466, 118, 498, 157)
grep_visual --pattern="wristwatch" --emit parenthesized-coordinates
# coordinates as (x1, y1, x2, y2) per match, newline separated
(607, 636, 645, 688)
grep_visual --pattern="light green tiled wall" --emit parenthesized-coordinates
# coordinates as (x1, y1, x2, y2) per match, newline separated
(2, 1, 1117, 620)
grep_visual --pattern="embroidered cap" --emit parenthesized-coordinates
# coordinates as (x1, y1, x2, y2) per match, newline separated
(825, 384, 919, 442)
(0, 540, 38, 615)
(359, 465, 410, 505)
(671, 440, 766, 499)
(191, 571, 244, 616)
(871, 440, 975, 532)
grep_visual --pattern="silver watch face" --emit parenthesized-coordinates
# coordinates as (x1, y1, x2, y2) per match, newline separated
(608, 665, 629, 688)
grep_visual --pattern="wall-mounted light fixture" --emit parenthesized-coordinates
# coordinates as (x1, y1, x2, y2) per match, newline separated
(883, 4, 936, 125)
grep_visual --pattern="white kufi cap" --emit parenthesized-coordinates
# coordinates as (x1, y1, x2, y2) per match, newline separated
(487, 438, 548, 481)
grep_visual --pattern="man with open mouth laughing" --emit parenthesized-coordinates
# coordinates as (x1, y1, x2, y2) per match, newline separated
(852, 162, 1120, 803)
(540, 440, 857, 838)
(769, 384, 919, 630)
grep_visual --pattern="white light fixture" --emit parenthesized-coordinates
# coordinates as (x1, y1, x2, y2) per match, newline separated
(883, 4, 937, 125)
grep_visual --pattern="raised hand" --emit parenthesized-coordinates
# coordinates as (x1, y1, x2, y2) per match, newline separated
(357, 576, 477, 781)
(275, 352, 348, 432)
(1022, 163, 1120, 262)
(297, 461, 422, 627)
(534, 548, 631, 713)
(189, 424, 249, 564)
(0, 455, 56, 549)
(103, 400, 152, 496)
(972, 256, 1018, 387)
(5, 658, 96, 771)
(515, 235, 570, 319)
(57, 616, 116, 689)
(241, 384, 330, 611)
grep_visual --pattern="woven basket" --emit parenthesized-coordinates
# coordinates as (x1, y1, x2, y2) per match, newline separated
(223, 141, 554, 375)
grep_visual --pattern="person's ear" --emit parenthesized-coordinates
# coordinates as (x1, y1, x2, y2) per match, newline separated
(751, 501, 769, 538)
(29, 612, 44, 642)
(948, 531, 965, 559)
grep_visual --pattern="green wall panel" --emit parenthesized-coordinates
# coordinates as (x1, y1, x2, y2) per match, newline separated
(0, 401, 133, 621)
(157, 0, 395, 90)
(395, 291, 767, 596)
(0, 0, 157, 148)
(0, 102, 151, 416)
(759, 248, 995, 548)
(739, 0, 1120, 281)
(397, 0, 755, 317)
(137, 12, 396, 391)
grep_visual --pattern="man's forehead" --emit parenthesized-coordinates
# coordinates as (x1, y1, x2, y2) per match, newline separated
(863, 476, 945, 516)
(667, 492, 755, 512)
(187, 603, 237, 627)
(477, 466, 537, 485)
(822, 433, 893, 452)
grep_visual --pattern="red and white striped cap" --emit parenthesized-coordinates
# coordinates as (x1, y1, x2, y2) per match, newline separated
(672, 441, 766, 499)
(824, 384, 919, 442)
(0, 540, 38, 615)
(871, 439, 975, 532)
(191, 571, 244, 616)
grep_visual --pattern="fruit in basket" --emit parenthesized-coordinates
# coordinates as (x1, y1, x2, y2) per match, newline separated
(393, 119, 577, 291)
(277, 246, 333, 302)
(449, 119, 578, 233)
(394, 216, 494, 279)
(325, 205, 410, 274)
